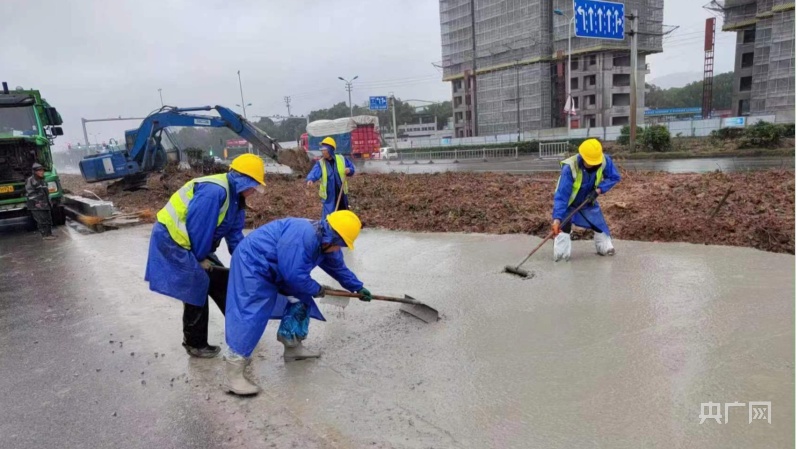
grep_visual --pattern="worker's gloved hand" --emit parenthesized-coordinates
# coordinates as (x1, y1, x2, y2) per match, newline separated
(345, 168, 352, 175)
(358, 288, 373, 302)
(199, 259, 213, 271)
(314, 285, 326, 298)
(587, 189, 600, 205)
(306, 181, 313, 188)
(551, 219, 561, 236)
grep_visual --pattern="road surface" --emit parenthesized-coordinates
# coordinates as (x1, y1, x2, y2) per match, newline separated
(358, 156, 795, 175)
(0, 225, 793, 448)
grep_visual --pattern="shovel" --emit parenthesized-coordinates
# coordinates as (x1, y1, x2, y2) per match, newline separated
(324, 289, 439, 323)
(503, 195, 594, 279)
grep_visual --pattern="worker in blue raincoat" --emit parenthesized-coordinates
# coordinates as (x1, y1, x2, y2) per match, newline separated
(306, 136, 356, 219)
(551, 138, 621, 261)
(223, 210, 372, 396)
(145, 154, 266, 358)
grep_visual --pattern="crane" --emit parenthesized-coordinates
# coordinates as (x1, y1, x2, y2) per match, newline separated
(78, 105, 280, 189)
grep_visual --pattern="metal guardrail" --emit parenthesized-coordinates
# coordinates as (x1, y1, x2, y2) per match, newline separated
(395, 147, 518, 164)
(539, 141, 569, 159)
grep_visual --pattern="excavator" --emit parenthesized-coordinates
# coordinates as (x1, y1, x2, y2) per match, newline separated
(79, 105, 281, 190)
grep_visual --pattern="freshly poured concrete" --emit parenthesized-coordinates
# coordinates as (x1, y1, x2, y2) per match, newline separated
(0, 226, 793, 448)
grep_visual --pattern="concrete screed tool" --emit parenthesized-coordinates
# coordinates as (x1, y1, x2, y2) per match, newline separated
(324, 289, 439, 323)
(504, 195, 594, 279)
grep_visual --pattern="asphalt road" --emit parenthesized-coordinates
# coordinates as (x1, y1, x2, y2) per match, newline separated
(357, 155, 795, 175)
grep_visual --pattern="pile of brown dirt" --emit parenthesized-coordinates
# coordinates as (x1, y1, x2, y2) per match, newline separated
(59, 168, 795, 254)
(277, 148, 313, 175)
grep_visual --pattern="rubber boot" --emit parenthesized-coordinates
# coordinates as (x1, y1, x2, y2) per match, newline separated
(279, 336, 321, 362)
(223, 356, 260, 396)
(182, 343, 221, 358)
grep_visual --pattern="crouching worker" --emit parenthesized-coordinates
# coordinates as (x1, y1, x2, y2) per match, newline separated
(145, 154, 266, 358)
(552, 138, 621, 261)
(223, 210, 372, 396)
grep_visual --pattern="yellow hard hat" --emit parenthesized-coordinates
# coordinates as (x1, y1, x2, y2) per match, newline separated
(321, 137, 336, 150)
(229, 153, 266, 186)
(578, 138, 604, 166)
(326, 210, 361, 250)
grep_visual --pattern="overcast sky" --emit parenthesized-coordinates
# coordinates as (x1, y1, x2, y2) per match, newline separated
(2, 0, 734, 150)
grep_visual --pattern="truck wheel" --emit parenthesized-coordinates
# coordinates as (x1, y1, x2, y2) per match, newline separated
(51, 205, 66, 226)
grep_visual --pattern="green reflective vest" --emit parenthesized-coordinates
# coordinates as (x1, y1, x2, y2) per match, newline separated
(558, 155, 605, 206)
(318, 155, 348, 200)
(156, 173, 230, 250)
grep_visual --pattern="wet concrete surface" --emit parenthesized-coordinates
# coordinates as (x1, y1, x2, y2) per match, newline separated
(359, 156, 795, 175)
(0, 225, 793, 448)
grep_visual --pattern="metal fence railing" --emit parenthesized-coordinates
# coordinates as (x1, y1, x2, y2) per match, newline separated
(539, 141, 569, 159)
(395, 146, 518, 164)
(393, 113, 791, 149)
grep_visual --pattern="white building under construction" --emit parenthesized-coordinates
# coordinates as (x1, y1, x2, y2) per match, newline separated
(714, 0, 795, 122)
(439, 0, 664, 137)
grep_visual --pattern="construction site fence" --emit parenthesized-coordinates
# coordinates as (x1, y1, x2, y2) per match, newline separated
(394, 114, 789, 149)
(395, 147, 519, 164)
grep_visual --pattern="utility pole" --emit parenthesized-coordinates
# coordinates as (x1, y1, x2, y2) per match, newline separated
(158, 88, 163, 107)
(469, 0, 478, 136)
(390, 95, 398, 150)
(628, 10, 638, 152)
(515, 60, 521, 142)
(284, 96, 292, 116)
(338, 76, 358, 117)
(237, 70, 248, 119)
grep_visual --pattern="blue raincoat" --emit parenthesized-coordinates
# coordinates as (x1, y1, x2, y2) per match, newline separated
(145, 171, 261, 307)
(552, 154, 621, 236)
(305, 151, 356, 219)
(225, 218, 364, 358)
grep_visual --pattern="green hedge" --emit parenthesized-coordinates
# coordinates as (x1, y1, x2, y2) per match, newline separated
(710, 121, 795, 148)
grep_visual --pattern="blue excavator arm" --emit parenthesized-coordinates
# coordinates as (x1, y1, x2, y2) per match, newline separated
(79, 105, 280, 184)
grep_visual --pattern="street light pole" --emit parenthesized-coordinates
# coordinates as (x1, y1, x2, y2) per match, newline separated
(390, 94, 398, 150)
(338, 76, 359, 117)
(554, 9, 575, 137)
(237, 70, 248, 119)
(158, 88, 163, 107)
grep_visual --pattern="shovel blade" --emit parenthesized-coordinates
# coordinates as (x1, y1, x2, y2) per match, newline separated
(398, 295, 440, 323)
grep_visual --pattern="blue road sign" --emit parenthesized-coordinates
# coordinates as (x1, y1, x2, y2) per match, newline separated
(369, 96, 388, 111)
(723, 117, 746, 128)
(573, 0, 625, 41)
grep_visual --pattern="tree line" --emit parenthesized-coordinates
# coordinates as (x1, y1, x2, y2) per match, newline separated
(168, 98, 452, 150)
(646, 72, 733, 111)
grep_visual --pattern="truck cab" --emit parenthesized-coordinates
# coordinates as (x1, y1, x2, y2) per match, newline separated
(0, 82, 66, 227)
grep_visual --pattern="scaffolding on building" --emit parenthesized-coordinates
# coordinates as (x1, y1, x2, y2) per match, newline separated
(439, 0, 665, 135)
(710, 0, 795, 121)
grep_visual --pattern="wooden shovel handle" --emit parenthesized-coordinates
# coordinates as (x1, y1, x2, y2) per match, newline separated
(324, 289, 420, 305)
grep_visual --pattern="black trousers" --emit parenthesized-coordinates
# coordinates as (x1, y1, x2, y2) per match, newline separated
(183, 267, 229, 348)
(31, 210, 52, 236)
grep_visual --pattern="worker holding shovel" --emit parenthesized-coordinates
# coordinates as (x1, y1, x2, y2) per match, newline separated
(222, 210, 372, 396)
(552, 138, 621, 261)
(306, 137, 356, 219)
(145, 154, 266, 358)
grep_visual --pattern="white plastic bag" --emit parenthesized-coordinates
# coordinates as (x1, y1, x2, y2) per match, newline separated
(553, 232, 571, 262)
(594, 232, 615, 256)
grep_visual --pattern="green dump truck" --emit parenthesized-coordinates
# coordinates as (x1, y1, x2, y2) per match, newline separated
(0, 82, 66, 227)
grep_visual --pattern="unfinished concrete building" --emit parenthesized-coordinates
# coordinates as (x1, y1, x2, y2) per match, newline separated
(439, 0, 663, 137)
(717, 0, 795, 122)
